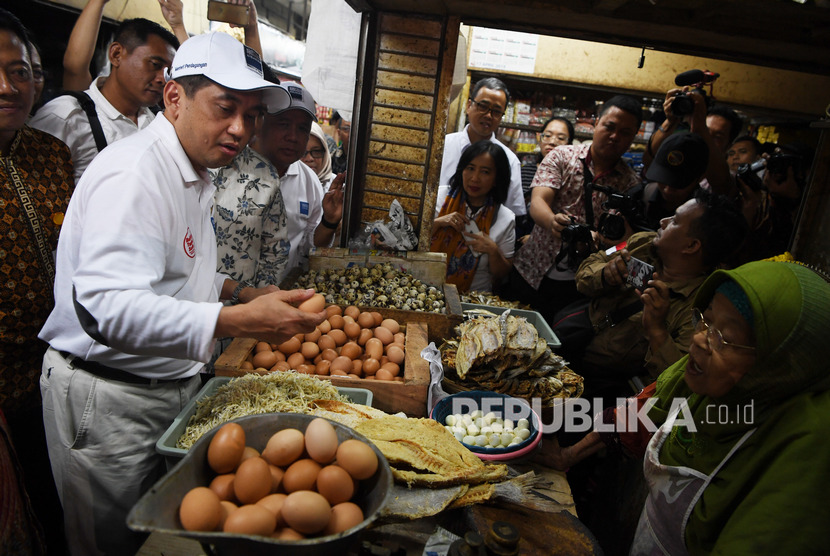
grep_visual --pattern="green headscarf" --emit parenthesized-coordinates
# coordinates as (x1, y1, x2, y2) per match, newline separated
(641, 261, 830, 552)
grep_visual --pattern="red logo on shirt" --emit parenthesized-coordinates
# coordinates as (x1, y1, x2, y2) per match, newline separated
(183, 228, 196, 258)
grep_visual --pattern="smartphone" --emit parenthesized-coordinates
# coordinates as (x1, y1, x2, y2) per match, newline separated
(207, 0, 250, 26)
(463, 220, 481, 256)
(626, 257, 655, 290)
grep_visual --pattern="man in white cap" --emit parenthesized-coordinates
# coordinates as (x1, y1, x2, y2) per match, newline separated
(38, 32, 326, 556)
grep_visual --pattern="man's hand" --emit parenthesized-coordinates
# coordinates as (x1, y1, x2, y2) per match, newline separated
(601, 250, 630, 287)
(216, 288, 326, 345)
(157, 0, 184, 28)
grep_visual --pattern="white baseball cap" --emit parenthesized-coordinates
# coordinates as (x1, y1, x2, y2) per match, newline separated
(270, 82, 317, 118)
(167, 32, 290, 112)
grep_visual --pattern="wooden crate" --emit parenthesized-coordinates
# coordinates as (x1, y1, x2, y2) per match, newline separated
(214, 322, 431, 417)
(281, 249, 463, 344)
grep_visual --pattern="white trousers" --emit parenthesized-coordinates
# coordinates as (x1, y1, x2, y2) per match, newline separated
(40, 347, 201, 556)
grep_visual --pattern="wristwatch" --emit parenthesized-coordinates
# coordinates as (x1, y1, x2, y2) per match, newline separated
(230, 281, 249, 305)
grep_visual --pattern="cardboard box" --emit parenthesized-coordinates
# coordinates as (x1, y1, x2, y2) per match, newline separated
(214, 322, 431, 417)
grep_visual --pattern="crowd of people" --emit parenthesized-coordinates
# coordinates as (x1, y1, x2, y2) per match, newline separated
(0, 1, 826, 555)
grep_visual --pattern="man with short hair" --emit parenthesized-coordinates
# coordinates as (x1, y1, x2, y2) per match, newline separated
(641, 132, 708, 230)
(573, 190, 748, 381)
(30, 17, 179, 181)
(439, 77, 526, 216)
(727, 134, 762, 174)
(0, 9, 74, 554)
(246, 81, 344, 281)
(506, 95, 643, 322)
(39, 32, 326, 555)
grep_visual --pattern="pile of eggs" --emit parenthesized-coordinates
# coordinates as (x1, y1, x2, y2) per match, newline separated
(242, 301, 406, 382)
(178, 418, 379, 539)
(443, 410, 532, 450)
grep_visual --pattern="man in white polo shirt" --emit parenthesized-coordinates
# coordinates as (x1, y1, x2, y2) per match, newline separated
(39, 32, 325, 556)
(438, 76, 525, 217)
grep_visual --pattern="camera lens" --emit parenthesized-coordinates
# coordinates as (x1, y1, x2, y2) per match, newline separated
(671, 94, 694, 116)
(599, 213, 626, 241)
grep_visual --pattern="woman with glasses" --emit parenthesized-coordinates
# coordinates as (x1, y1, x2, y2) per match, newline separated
(516, 117, 575, 245)
(302, 121, 337, 191)
(430, 140, 515, 294)
(538, 259, 830, 554)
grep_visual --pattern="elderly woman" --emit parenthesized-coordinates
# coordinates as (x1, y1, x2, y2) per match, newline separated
(430, 140, 515, 294)
(301, 121, 338, 191)
(543, 259, 830, 554)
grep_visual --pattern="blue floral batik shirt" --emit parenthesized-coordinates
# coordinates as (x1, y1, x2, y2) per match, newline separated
(211, 146, 291, 288)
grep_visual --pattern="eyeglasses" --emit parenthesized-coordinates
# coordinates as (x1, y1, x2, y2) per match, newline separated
(691, 308, 755, 352)
(541, 132, 569, 143)
(470, 99, 505, 119)
(303, 149, 325, 159)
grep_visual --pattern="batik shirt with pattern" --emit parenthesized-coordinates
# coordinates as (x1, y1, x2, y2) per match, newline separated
(513, 143, 640, 289)
(211, 146, 290, 288)
(0, 126, 74, 413)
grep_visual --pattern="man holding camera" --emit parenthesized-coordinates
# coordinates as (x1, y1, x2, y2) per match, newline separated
(506, 95, 643, 322)
(643, 78, 741, 197)
(572, 189, 747, 387)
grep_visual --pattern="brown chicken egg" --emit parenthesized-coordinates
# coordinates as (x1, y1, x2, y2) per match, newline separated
(209, 473, 237, 502)
(218, 500, 237, 529)
(380, 318, 400, 334)
(370, 312, 383, 326)
(223, 504, 277, 536)
(323, 502, 364, 535)
(393, 332, 405, 345)
(274, 527, 305, 540)
(277, 336, 301, 355)
(330, 369, 348, 376)
(234, 456, 272, 504)
(286, 352, 306, 370)
(273, 361, 290, 372)
(343, 305, 360, 320)
(268, 465, 284, 493)
(381, 362, 400, 377)
(328, 328, 347, 346)
(318, 335, 337, 352)
(315, 359, 331, 375)
(351, 359, 363, 375)
(328, 314, 345, 330)
(386, 345, 405, 365)
(356, 311, 375, 328)
(315, 465, 355, 505)
(282, 459, 322, 493)
(343, 321, 361, 340)
(208, 423, 246, 474)
(330, 356, 353, 373)
(375, 368, 393, 381)
(252, 350, 277, 370)
(340, 341, 362, 360)
(240, 446, 260, 463)
(179, 486, 223, 532)
(336, 439, 379, 480)
(364, 338, 383, 360)
(262, 429, 304, 467)
(373, 326, 393, 345)
(362, 358, 380, 376)
(298, 293, 326, 313)
(240, 360, 254, 370)
(304, 418, 339, 464)
(357, 328, 373, 346)
(305, 327, 322, 343)
(254, 341, 272, 353)
(318, 319, 332, 334)
(301, 341, 320, 360)
(325, 305, 342, 318)
(281, 491, 332, 535)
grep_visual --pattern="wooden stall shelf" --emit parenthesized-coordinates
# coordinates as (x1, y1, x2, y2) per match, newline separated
(213, 322, 431, 417)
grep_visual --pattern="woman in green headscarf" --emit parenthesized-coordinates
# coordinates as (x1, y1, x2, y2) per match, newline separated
(542, 260, 830, 554)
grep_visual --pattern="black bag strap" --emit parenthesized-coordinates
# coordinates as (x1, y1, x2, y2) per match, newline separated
(62, 91, 108, 153)
(594, 299, 644, 333)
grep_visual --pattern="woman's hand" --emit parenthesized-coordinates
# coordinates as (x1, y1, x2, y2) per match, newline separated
(549, 212, 575, 239)
(435, 211, 469, 233)
(463, 230, 498, 256)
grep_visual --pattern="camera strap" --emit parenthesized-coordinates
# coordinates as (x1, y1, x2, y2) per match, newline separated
(581, 156, 596, 228)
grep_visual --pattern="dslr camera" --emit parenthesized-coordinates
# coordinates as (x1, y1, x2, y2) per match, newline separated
(593, 184, 648, 241)
(671, 69, 719, 117)
(557, 221, 594, 271)
(735, 158, 766, 191)
(736, 152, 806, 191)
